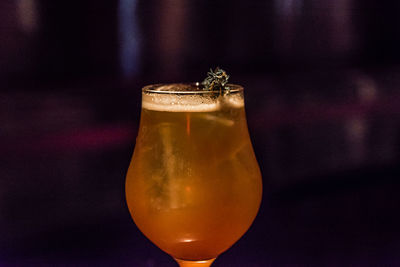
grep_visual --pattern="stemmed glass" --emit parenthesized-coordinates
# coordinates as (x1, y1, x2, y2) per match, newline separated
(125, 83, 262, 266)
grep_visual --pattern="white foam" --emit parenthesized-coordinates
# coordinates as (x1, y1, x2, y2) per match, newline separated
(225, 93, 244, 108)
(142, 93, 244, 112)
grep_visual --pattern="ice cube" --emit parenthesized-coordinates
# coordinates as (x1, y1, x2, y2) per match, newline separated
(200, 114, 234, 127)
(149, 123, 192, 210)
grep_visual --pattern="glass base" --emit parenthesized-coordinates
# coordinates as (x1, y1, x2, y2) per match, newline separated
(174, 258, 216, 267)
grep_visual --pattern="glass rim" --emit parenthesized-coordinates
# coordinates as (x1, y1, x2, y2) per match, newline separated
(142, 83, 243, 95)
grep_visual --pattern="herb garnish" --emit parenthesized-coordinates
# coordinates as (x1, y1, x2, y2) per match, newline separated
(202, 67, 230, 95)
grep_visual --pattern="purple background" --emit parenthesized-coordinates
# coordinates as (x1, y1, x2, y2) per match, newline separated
(1, 1, 400, 266)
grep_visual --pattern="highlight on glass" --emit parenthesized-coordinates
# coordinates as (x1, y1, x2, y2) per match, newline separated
(125, 69, 262, 267)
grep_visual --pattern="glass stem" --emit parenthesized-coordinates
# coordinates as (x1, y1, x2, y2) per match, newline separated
(175, 258, 215, 267)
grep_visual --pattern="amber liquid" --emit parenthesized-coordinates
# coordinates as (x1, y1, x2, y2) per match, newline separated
(126, 95, 262, 261)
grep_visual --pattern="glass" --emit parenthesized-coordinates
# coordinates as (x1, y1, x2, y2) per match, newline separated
(125, 83, 262, 266)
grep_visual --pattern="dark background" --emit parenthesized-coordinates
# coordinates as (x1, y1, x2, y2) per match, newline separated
(1, 0, 400, 266)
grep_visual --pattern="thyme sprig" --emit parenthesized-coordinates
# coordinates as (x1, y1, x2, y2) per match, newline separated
(202, 67, 230, 95)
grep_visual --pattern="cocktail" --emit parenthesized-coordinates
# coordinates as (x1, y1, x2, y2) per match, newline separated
(125, 69, 262, 266)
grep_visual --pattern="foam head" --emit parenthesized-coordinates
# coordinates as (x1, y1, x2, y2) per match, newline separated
(141, 83, 244, 112)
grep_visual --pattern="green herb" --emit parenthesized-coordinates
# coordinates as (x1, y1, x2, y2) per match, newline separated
(202, 67, 230, 95)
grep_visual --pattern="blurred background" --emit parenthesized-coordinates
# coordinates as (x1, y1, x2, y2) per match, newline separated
(1, 0, 400, 266)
